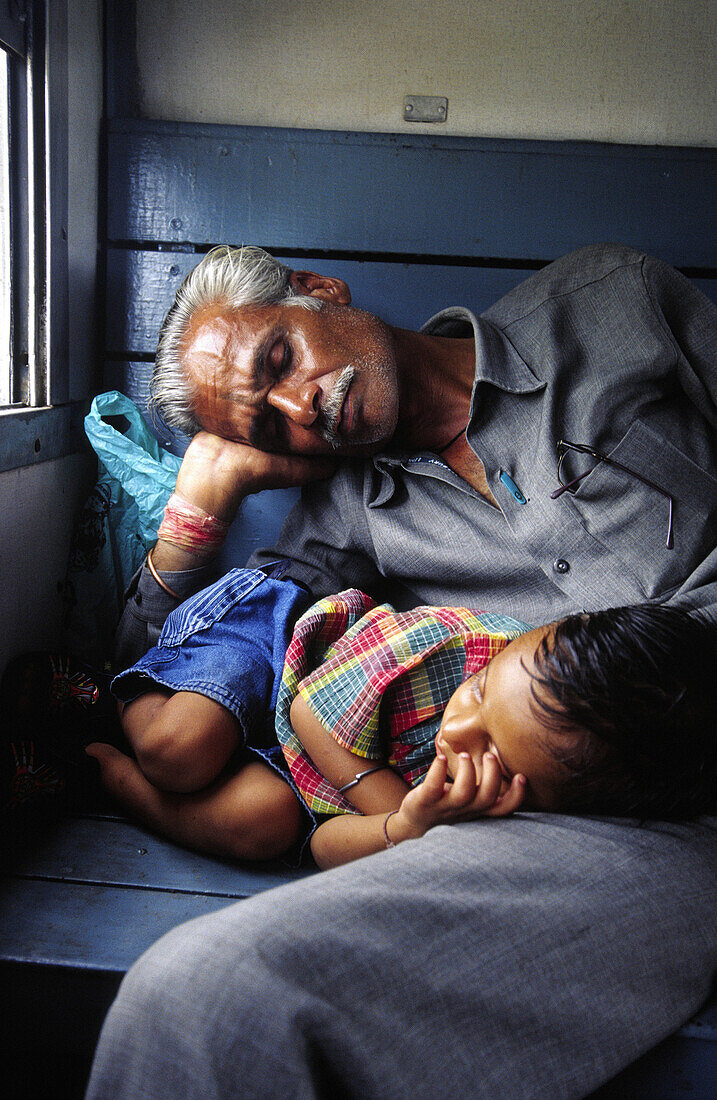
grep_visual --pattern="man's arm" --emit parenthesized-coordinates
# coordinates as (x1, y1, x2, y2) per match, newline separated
(151, 432, 337, 572)
(114, 432, 336, 668)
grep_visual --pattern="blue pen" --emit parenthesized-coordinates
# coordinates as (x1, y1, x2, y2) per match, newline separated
(499, 470, 527, 504)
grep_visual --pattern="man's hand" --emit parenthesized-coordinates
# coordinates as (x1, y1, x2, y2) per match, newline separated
(174, 431, 337, 521)
(153, 431, 337, 570)
(389, 750, 527, 844)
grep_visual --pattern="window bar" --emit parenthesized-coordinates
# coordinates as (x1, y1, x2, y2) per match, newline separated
(0, 50, 10, 405)
(26, 0, 47, 407)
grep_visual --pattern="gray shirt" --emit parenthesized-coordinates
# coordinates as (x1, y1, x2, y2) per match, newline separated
(116, 244, 717, 667)
(252, 245, 717, 620)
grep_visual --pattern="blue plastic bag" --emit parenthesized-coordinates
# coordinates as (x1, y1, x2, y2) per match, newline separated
(63, 392, 182, 663)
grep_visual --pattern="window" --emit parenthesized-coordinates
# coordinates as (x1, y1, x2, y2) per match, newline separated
(1, 1, 30, 407)
(0, 46, 10, 404)
(0, 0, 68, 415)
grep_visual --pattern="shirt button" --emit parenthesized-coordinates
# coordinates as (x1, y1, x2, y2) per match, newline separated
(553, 558, 570, 574)
(134, 591, 143, 605)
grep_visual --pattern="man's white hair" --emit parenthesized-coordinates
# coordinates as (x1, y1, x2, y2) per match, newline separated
(150, 245, 321, 436)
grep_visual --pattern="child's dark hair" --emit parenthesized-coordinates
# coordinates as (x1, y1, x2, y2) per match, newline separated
(529, 604, 717, 820)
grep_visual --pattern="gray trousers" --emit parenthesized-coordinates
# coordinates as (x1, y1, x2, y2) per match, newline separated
(86, 813, 717, 1099)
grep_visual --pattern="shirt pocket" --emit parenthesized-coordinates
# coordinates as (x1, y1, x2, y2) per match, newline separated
(562, 418, 717, 599)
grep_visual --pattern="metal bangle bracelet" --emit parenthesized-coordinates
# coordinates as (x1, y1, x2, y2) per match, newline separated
(146, 547, 182, 600)
(337, 765, 388, 794)
(383, 809, 399, 848)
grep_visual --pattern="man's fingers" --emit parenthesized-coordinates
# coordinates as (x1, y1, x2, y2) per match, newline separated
(256, 450, 337, 488)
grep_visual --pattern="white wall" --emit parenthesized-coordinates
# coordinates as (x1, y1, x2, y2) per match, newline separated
(136, 0, 717, 146)
(0, 455, 95, 674)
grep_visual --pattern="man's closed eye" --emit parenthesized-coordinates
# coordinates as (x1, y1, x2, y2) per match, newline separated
(269, 338, 293, 378)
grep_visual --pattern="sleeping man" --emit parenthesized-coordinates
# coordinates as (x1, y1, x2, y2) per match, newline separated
(87, 242, 717, 1099)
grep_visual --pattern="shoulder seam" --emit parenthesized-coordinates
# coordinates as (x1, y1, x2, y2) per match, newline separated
(496, 251, 646, 331)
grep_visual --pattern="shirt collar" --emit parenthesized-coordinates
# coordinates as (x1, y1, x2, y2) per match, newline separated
(421, 306, 544, 395)
(368, 306, 545, 504)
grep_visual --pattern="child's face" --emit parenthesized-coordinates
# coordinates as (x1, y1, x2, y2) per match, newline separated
(436, 625, 571, 811)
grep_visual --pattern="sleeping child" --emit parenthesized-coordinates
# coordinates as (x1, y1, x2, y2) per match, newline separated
(86, 566, 716, 868)
(276, 588, 717, 867)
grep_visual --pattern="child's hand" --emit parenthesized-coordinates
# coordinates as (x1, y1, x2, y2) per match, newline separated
(391, 750, 526, 842)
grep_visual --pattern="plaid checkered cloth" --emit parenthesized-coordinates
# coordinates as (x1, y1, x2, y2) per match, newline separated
(275, 589, 529, 816)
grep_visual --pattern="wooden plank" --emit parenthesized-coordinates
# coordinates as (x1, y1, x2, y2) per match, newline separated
(105, 248, 716, 359)
(0, 878, 246, 971)
(0, 402, 87, 473)
(5, 814, 314, 895)
(105, 249, 535, 355)
(107, 120, 717, 268)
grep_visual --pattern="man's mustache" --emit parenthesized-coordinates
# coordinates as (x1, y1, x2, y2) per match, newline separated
(319, 365, 355, 447)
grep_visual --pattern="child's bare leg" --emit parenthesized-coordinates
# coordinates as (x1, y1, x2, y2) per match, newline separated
(86, 743, 304, 861)
(121, 689, 241, 792)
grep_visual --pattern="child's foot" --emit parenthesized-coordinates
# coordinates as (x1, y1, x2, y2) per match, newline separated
(85, 742, 227, 852)
(85, 742, 162, 820)
(85, 743, 303, 862)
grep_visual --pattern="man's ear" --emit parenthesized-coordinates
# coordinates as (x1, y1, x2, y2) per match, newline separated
(289, 270, 352, 305)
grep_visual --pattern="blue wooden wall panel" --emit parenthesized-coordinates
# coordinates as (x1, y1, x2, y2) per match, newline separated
(105, 248, 537, 354)
(107, 121, 717, 268)
(105, 248, 717, 358)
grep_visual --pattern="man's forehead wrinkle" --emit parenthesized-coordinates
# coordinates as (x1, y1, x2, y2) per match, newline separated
(186, 311, 273, 407)
(198, 307, 284, 388)
(182, 305, 236, 360)
(182, 313, 235, 394)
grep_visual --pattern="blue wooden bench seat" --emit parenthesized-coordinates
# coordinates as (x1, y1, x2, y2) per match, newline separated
(1, 118, 715, 1096)
(1, 807, 314, 1095)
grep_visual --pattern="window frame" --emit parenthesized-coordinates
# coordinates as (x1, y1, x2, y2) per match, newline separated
(0, 0, 72, 470)
(0, 48, 12, 403)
